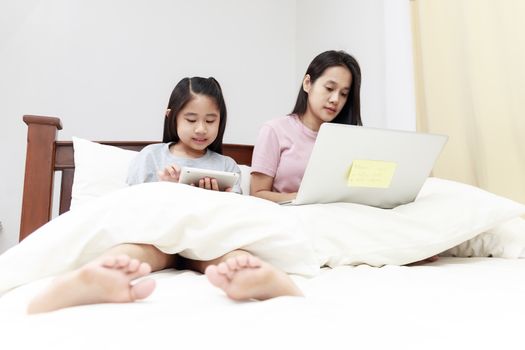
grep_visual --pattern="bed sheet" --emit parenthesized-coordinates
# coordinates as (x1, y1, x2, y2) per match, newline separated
(0, 257, 523, 349)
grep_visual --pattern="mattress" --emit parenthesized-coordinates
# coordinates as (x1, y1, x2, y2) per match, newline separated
(1, 257, 523, 349)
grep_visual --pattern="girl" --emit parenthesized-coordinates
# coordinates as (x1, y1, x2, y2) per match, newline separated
(127, 77, 242, 193)
(27, 77, 302, 314)
(250, 50, 362, 202)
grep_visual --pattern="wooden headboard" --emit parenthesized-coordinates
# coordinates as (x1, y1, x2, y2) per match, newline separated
(20, 115, 254, 241)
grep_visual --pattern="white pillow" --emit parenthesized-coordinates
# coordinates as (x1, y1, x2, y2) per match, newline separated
(238, 165, 252, 195)
(441, 217, 525, 258)
(293, 177, 525, 267)
(71, 137, 138, 209)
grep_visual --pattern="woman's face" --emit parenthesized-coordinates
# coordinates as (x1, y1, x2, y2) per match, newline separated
(304, 66, 352, 124)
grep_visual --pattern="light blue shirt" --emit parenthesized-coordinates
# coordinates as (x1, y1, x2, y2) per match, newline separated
(127, 143, 242, 194)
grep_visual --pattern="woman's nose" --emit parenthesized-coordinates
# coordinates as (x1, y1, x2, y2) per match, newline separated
(329, 92, 339, 104)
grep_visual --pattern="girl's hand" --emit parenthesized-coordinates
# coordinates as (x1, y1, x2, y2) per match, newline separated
(198, 177, 221, 191)
(157, 164, 181, 182)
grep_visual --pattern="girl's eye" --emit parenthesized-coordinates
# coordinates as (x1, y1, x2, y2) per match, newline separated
(186, 119, 196, 123)
(206, 120, 216, 124)
(325, 87, 334, 92)
(341, 92, 348, 98)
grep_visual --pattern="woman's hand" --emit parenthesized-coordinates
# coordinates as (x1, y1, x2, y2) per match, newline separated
(279, 192, 298, 202)
(157, 164, 181, 182)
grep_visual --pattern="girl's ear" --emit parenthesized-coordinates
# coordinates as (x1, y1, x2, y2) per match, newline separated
(302, 74, 311, 93)
(165, 109, 171, 118)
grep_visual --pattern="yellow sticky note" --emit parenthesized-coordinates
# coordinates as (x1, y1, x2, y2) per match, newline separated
(347, 160, 397, 188)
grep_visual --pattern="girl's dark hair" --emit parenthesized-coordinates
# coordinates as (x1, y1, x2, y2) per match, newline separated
(163, 76, 227, 154)
(292, 50, 362, 126)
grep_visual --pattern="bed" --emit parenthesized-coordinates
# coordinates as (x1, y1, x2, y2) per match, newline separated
(1, 115, 525, 349)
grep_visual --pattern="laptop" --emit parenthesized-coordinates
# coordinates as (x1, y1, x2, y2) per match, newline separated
(280, 123, 447, 208)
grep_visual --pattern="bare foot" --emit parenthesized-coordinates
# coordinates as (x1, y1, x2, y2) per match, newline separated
(205, 255, 303, 301)
(27, 255, 156, 314)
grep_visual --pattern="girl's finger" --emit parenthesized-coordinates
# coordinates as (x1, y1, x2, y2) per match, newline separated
(210, 178, 219, 191)
(168, 164, 181, 181)
(204, 177, 212, 190)
(157, 170, 166, 180)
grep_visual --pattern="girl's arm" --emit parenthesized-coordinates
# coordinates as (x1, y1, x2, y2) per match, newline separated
(250, 172, 297, 203)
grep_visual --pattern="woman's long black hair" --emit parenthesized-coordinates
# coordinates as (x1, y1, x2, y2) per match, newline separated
(291, 50, 362, 126)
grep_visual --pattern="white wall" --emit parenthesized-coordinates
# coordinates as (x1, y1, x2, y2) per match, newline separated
(384, 0, 416, 130)
(0, 0, 415, 253)
(296, 0, 386, 127)
(296, 0, 415, 129)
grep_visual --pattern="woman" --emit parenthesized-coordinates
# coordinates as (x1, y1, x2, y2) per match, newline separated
(251, 50, 362, 202)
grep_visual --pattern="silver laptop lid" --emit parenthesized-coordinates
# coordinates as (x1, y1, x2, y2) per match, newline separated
(293, 123, 447, 208)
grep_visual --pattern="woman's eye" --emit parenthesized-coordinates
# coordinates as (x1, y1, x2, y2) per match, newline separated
(186, 119, 196, 123)
(206, 120, 216, 124)
(325, 87, 334, 92)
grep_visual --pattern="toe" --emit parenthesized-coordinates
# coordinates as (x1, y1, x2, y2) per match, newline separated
(217, 262, 229, 274)
(115, 255, 131, 268)
(247, 255, 262, 268)
(205, 265, 231, 289)
(127, 258, 140, 273)
(218, 262, 236, 279)
(137, 262, 152, 276)
(236, 255, 249, 267)
(101, 256, 117, 268)
(226, 258, 239, 271)
(130, 279, 156, 301)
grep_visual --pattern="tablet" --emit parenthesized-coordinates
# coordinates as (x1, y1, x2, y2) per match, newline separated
(178, 166, 239, 191)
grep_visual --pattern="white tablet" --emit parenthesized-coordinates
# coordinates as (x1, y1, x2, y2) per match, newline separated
(178, 166, 239, 191)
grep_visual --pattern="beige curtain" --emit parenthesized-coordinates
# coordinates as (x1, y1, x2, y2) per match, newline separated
(411, 0, 525, 205)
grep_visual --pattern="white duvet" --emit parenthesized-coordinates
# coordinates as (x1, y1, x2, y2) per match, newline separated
(1, 178, 524, 294)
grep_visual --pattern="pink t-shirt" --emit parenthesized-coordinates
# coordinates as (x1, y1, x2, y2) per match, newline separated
(251, 114, 317, 193)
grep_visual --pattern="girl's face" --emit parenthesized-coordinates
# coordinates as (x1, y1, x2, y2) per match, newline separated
(303, 66, 352, 126)
(174, 94, 220, 157)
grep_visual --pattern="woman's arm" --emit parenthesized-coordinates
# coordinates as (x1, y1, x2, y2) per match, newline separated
(250, 172, 297, 203)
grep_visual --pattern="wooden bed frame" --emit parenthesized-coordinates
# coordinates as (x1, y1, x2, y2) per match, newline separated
(20, 115, 254, 241)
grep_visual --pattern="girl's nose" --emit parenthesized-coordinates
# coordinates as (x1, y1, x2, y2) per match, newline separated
(195, 122, 207, 133)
